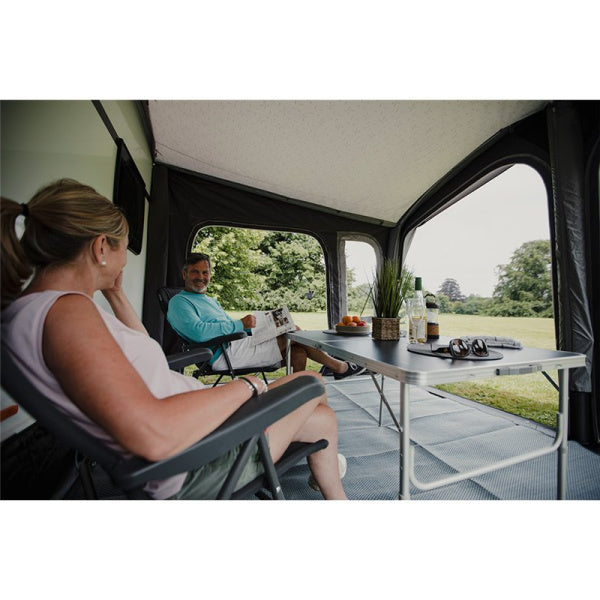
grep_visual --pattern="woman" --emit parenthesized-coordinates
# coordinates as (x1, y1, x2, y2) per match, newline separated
(1, 179, 347, 500)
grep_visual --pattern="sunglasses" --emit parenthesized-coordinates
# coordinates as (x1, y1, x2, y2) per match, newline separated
(433, 337, 489, 358)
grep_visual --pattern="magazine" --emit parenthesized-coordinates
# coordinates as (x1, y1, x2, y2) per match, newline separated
(249, 306, 296, 346)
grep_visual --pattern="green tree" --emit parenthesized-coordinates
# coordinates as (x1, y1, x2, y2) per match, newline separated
(256, 231, 327, 311)
(454, 294, 494, 315)
(436, 293, 452, 313)
(437, 278, 466, 302)
(492, 239, 553, 317)
(193, 226, 329, 312)
(192, 226, 265, 310)
(347, 268, 373, 314)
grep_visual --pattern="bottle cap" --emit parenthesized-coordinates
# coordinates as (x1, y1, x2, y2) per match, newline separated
(415, 277, 422, 291)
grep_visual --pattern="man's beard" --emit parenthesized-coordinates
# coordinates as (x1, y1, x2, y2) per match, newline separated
(188, 280, 208, 293)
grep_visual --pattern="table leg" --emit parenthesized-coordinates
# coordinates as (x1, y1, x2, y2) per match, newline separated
(557, 368, 569, 499)
(369, 372, 400, 430)
(399, 382, 411, 500)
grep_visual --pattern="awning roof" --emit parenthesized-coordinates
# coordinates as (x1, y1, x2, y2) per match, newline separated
(148, 100, 546, 225)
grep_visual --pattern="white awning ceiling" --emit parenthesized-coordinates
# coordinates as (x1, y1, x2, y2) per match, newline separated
(148, 100, 546, 224)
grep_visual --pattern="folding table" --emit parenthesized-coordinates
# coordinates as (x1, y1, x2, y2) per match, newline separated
(286, 330, 587, 499)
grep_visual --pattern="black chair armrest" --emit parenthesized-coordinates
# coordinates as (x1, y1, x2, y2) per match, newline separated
(111, 375, 324, 490)
(187, 330, 248, 350)
(167, 348, 213, 371)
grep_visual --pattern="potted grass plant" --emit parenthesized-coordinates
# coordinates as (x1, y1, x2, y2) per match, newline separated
(370, 258, 413, 340)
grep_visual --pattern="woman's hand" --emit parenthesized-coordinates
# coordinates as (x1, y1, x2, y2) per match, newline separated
(102, 271, 124, 296)
(100, 272, 148, 335)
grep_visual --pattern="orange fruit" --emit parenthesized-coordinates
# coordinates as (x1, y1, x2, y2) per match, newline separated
(347, 322, 357, 327)
(352, 316, 361, 323)
(342, 315, 352, 324)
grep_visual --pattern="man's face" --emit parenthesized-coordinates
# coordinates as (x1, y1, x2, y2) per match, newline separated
(182, 260, 211, 294)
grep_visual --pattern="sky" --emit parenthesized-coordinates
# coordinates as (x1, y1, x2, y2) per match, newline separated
(346, 164, 551, 297)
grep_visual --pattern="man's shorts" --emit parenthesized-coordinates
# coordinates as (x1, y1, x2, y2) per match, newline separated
(211, 335, 283, 370)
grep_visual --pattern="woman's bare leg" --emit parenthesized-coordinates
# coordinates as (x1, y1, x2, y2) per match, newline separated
(265, 371, 347, 499)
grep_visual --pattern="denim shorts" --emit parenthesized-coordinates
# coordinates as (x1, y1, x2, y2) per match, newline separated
(168, 441, 266, 500)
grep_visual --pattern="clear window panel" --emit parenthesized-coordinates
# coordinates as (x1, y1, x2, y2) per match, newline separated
(345, 240, 377, 317)
(403, 164, 559, 429)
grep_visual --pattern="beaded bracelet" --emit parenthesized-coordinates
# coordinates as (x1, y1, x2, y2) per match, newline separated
(238, 376, 259, 398)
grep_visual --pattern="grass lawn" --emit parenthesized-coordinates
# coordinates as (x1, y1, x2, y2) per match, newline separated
(435, 313, 559, 428)
(213, 311, 560, 428)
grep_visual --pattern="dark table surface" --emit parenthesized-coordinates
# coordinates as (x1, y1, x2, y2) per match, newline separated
(287, 330, 586, 385)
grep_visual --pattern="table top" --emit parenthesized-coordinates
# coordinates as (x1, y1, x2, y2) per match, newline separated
(287, 330, 587, 385)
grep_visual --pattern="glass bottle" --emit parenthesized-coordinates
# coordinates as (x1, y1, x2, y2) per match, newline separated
(408, 277, 428, 343)
(426, 294, 440, 340)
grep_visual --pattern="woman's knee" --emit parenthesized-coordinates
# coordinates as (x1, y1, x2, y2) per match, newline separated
(313, 403, 338, 435)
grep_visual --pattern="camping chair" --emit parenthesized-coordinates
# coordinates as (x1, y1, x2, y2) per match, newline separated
(1, 346, 327, 500)
(157, 287, 283, 386)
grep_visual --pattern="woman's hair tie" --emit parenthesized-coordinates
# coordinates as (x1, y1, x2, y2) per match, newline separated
(21, 203, 29, 217)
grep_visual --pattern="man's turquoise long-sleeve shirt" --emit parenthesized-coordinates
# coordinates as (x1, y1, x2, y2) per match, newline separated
(167, 291, 244, 363)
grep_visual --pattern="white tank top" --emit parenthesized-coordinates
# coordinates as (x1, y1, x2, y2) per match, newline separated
(1, 290, 206, 499)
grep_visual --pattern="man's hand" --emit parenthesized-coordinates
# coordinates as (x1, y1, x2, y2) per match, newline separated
(241, 314, 256, 329)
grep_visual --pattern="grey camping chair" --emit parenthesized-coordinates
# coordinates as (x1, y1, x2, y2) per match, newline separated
(157, 286, 283, 386)
(1, 345, 327, 500)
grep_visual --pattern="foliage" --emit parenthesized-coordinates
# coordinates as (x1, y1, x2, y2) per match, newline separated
(347, 280, 373, 314)
(191, 227, 554, 321)
(452, 294, 495, 315)
(256, 231, 327, 311)
(493, 240, 553, 317)
(192, 227, 327, 311)
(437, 278, 466, 302)
(192, 226, 265, 310)
(436, 293, 452, 313)
(371, 258, 413, 318)
(434, 240, 553, 318)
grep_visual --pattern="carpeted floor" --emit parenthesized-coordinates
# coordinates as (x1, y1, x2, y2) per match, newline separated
(65, 374, 600, 500)
(278, 375, 600, 500)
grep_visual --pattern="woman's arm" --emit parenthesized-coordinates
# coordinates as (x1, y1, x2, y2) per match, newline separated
(42, 294, 265, 462)
(101, 271, 148, 335)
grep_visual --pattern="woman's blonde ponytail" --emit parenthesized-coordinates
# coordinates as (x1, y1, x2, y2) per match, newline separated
(1, 179, 129, 308)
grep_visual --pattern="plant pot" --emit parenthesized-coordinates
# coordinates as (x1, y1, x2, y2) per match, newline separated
(371, 317, 400, 340)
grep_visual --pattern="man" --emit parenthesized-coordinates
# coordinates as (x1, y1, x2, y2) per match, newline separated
(167, 253, 366, 378)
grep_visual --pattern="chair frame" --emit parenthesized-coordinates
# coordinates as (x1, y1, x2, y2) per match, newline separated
(1, 346, 327, 500)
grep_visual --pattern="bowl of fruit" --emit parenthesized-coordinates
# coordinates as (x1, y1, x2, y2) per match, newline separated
(335, 315, 372, 335)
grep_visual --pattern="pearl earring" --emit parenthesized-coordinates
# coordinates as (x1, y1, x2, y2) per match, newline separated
(101, 260, 107, 266)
